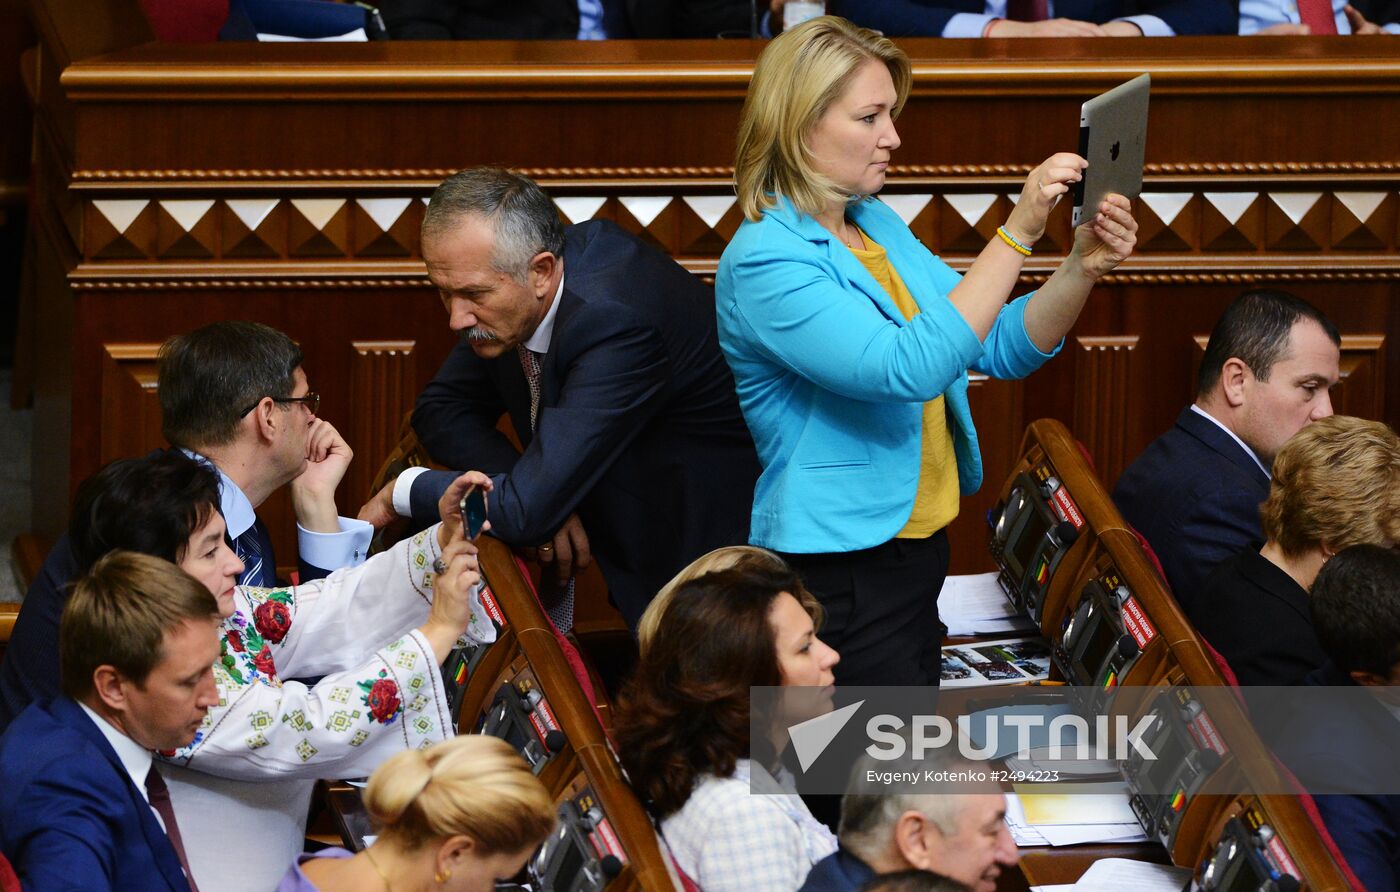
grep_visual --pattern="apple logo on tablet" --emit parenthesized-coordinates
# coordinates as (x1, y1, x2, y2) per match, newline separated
(1110, 141, 1121, 161)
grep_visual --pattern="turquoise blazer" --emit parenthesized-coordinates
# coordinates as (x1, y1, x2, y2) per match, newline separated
(716, 195, 1060, 553)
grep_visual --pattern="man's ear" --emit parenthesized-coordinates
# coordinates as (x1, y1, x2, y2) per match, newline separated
(893, 809, 939, 871)
(529, 251, 559, 299)
(92, 664, 129, 712)
(250, 399, 281, 443)
(1219, 357, 1251, 409)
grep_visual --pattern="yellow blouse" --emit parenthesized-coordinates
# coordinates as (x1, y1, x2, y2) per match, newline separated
(848, 231, 960, 537)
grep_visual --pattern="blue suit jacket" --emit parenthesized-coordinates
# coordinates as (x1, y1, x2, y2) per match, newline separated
(715, 195, 1056, 554)
(799, 847, 877, 892)
(410, 219, 760, 626)
(0, 698, 191, 892)
(833, 0, 1236, 35)
(1113, 406, 1270, 614)
(1273, 663, 1400, 892)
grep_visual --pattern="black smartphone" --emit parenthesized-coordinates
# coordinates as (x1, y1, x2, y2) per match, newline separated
(460, 485, 487, 540)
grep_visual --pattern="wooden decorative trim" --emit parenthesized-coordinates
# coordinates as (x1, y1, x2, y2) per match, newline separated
(1073, 336, 1139, 486)
(1020, 271, 1400, 285)
(67, 162, 1400, 184)
(70, 278, 434, 290)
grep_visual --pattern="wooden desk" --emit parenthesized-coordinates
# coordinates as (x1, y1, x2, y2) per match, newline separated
(22, 11, 1400, 577)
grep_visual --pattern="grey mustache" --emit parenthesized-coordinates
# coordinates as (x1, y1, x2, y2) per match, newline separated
(462, 327, 499, 342)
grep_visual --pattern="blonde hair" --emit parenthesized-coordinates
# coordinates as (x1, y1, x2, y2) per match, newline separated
(734, 15, 911, 222)
(637, 546, 824, 656)
(1259, 415, 1400, 557)
(364, 735, 555, 854)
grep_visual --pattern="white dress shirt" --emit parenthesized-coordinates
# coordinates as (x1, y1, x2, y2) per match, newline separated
(944, 0, 1172, 37)
(77, 702, 163, 830)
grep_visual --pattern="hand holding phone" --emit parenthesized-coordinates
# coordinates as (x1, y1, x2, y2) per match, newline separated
(460, 485, 488, 541)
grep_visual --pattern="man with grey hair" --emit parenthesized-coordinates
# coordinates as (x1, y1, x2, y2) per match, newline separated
(359, 167, 760, 627)
(801, 749, 1017, 892)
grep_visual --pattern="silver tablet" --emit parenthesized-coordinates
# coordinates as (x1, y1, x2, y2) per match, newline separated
(1071, 73, 1150, 228)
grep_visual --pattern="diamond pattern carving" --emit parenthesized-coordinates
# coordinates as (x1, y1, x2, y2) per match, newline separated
(353, 198, 419, 257)
(88, 199, 156, 259)
(289, 198, 349, 257)
(1331, 191, 1394, 251)
(224, 198, 284, 258)
(1265, 192, 1326, 252)
(1136, 193, 1196, 253)
(73, 188, 1400, 272)
(156, 199, 217, 259)
(1202, 193, 1262, 252)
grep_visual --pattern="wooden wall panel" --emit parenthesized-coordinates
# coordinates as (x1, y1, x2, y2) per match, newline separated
(98, 343, 161, 466)
(1073, 336, 1139, 488)
(347, 340, 418, 505)
(22, 30, 1400, 577)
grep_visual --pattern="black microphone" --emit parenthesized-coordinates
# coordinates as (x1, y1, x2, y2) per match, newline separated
(544, 729, 567, 753)
(1054, 521, 1080, 547)
(750, 0, 759, 38)
(1274, 876, 1301, 892)
(600, 854, 624, 878)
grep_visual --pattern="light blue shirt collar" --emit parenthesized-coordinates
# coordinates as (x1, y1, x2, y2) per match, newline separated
(183, 449, 256, 539)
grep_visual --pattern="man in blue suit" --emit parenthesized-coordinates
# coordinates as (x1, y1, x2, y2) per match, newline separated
(834, 0, 1236, 37)
(1113, 290, 1339, 613)
(357, 168, 760, 627)
(0, 551, 222, 892)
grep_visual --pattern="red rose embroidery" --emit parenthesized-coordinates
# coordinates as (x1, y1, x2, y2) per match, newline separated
(363, 678, 401, 725)
(227, 631, 245, 653)
(252, 646, 277, 677)
(253, 599, 293, 644)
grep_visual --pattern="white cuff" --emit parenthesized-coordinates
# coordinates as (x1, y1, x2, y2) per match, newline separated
(297, 517, 374, 569)
(392, 466, 431, 517)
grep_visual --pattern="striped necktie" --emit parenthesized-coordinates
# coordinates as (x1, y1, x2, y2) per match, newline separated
(233, 523, 265, 588)
(516, 345, 574, 632)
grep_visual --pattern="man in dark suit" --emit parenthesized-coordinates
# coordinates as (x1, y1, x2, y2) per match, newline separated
(1270, 545, 1400, 892)
(358, 167, 759, 627)
(0, 551, 222, 892)
(158, 321, 371, 586)
(382, 0, 784, 39)
(1113, 290, 1339, 613)
(834, 0, 1235, 36)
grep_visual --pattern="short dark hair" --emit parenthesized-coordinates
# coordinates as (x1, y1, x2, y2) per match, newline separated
(1196, 290, 1339, 398)
(422, 167, 565, 281)
(61, 551, 219, 699)
(1310, 544, 1400, 678)
(69, 452, 223, 574)
(859, 870, 970, 892)
(158, 321, 303, 448)
(614, 565, 813, 817)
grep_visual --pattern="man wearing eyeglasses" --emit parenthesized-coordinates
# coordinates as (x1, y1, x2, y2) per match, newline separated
(0, 321, 370, 732)
(154, 320, 372, 587)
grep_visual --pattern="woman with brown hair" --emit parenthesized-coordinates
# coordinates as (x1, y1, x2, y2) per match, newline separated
(281, 735, 556, 891)
(614, 565, 840, 891)
(1192, 414, 1400, 686)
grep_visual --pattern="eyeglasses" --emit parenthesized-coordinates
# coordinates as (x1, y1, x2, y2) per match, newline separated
(239, 393, 320, 418)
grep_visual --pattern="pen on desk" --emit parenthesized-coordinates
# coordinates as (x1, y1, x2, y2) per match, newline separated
(1028, 680, 1067, 686)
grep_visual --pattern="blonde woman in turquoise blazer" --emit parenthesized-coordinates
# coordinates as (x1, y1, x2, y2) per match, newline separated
(717, 16, 1139, 686)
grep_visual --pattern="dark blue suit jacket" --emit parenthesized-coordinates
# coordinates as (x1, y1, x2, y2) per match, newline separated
(1273, 663, 1400, 892)
(1113, 406, 1271, 615)
(410, 219, 760, 626)
(0, 698, 192, 892)
(799, 847, 877, 892)
(834, 0, 1235, 35)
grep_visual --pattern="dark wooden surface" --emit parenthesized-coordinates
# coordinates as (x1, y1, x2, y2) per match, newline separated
(21, 6, 1400, 579)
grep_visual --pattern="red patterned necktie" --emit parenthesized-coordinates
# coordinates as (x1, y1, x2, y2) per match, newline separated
(145, 766, 200, 892)
(1296, 0, 1338, 32)
(1006, 0, 1049, 21)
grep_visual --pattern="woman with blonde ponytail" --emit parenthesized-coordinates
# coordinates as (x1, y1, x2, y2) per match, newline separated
(279, 736, 556, 891)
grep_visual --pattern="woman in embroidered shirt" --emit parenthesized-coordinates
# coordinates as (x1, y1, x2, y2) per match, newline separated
(718, 16, 1139, 688)
(281, 735, 556, 891)
(51, 451, 496, 892)
(614, 564, 841, 891)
